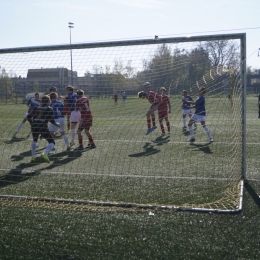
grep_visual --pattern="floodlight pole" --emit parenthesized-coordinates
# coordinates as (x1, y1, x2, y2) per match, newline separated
(68, 22, 74, 86)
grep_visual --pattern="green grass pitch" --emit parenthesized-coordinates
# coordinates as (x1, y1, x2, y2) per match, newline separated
(0, 95, 259, 259)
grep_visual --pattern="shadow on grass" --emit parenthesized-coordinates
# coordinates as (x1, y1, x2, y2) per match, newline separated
(128, 142, 160, 157)
(0, 150, 86, 188)
(182, 126, 197, 137)
(152, 135, 171, 146)
(0, 169, 41, 188)
(4, 137, 26, 144)
(11, 148, 45, 161)
(245, 180, 260, 208)
(188, 142, 213, 154)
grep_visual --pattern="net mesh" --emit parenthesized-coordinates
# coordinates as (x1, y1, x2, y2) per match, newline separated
(0, 35, 245, 211)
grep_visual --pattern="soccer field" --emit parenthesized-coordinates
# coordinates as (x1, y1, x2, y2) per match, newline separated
(0, 96, 260, 259)
(0, 94, 247, 210)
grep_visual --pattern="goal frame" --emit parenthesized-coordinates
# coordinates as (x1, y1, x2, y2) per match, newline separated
(0, 33, 247, 213)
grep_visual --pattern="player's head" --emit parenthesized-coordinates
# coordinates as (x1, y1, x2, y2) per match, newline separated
(183, 90, 188, 97)
(49, 86, 57, 93)
(50, 92, 57, 101)
(160, 87, 166, 93)
(138, 91, 147, 98)
(143, 82, 151, 89)
(199, 86, 206, 95)
(41, 95, 50, 106)
(35, 92, 40, 99)
(66, 85, 74, 94)
(77, 89, 84, 98)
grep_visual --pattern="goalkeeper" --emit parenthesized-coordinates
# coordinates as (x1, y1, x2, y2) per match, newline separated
(138, 82, 161, 135)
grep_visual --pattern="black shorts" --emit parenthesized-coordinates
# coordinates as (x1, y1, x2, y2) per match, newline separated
(31, 126, 55, 144)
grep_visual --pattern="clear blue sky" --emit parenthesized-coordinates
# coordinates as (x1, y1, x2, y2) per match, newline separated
(0, 0, 259, 68)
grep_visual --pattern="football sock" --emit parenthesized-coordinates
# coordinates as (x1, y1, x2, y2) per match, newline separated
(45, 143, 54, 154)
(152, 116, 156, 126)
(16, 122, 24, 132)
(87, 133, 94, 145)
(78, 133, 83, 146)
(166, 121, 170, 132)
(183, 118, 186, 127)
(147, 118, 151, 129)
(71, 129, 76, 142)
(31, 141, 37, 157)
(160, 123, 165, 134)
(203, 125, 212, 139)
(189, 126, 194, 138)
(63, 134, 70, 147)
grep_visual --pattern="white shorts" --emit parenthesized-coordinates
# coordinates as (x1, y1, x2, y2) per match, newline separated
(24, 112, 29, 119)
(70, 111, 81, 123)
(49, 117, 65, 132)
(182, 109, 192, 116)
(190, 114, 206, 123)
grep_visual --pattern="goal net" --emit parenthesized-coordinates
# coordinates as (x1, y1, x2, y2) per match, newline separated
(0, 33, 246, 212)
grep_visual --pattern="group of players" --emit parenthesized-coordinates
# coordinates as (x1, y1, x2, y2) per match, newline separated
(13, 81, 213, 163)
(138, 82, 213, 143)
(13, 85, 95, 163)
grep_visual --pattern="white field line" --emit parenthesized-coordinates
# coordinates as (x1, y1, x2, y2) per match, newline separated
(0, 168, 237, 181)
(0, 136, 245, 145)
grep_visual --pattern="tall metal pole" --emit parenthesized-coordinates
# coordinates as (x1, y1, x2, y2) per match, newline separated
(241, 33, 247, 180)
(68, 22, 74, 86)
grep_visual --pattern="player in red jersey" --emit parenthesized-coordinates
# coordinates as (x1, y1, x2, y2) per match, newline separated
(138, 82, 162, 135)
(74, 89, 96, 150)
(158, 87, 171, 135)
(114, 92, 118, 105)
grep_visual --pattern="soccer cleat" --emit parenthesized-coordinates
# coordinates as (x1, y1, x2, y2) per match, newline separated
(74, 146, 84, 151)
(70, 142, 75, 147)
(67, 146, 71, 151)
(188, 137, 195, 143)
(12, 131, 18, 138)
(161, 133, 166, 136)
(51, 146, 56, 151)
(168, 131, 171, 134)
(210, 138, 214, 143)
(26, 132, 31, 138)
(146, 128, 153, 135)
(30, 157, 36, 163)
(86, 144, 96, 149)
(41, 153, 50, 163)
(151, 125, 157, 131)
(183, 126, 187, 129)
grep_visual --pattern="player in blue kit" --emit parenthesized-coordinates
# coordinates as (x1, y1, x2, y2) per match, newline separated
(182, 90, 197, 129)
(187, 86, 213, 143)
(49, 92, 71, 151)
(13, 92, 41, 138)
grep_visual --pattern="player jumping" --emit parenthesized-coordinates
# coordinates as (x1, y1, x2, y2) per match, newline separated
(158, 87, 171, 135)
(138, 82, 161, 135)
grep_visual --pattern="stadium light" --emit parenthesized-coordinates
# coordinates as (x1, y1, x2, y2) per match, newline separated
(68, 22, 74, 85)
